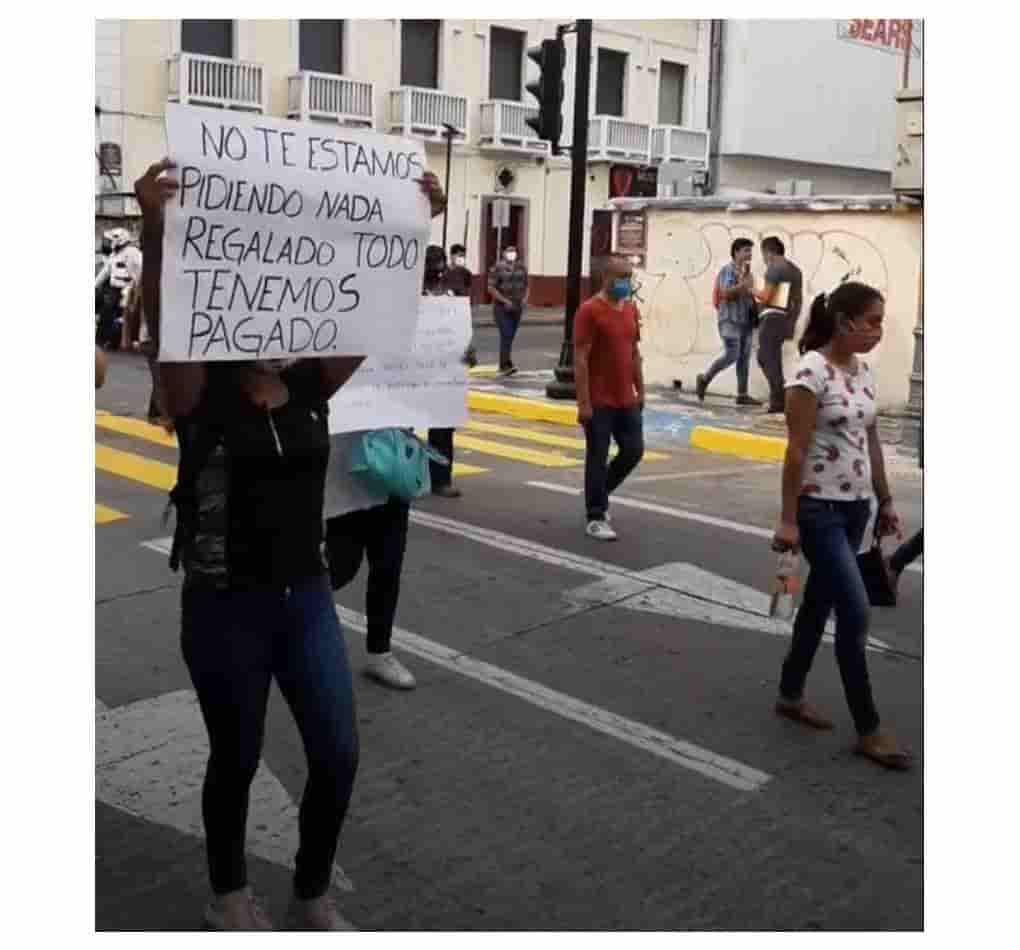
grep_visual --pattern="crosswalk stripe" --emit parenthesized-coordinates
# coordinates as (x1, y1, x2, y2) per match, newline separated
(96, 412, 177, 449)
(95, 503, 128, 525)
(96, 444, 176, 492)
(463, 418, 669, 462)
(447, 433, 578, 468)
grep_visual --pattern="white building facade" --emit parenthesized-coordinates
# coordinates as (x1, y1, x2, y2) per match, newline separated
(712, 19, 923, 196)
(94, 18, 713, 306)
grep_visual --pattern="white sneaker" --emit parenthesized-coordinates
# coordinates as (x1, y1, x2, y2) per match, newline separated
(364, 652, 417, 690)
(586, 519, 618, 541)
(203, 887, 274, 930)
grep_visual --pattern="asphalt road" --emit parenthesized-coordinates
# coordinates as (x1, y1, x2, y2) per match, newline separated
(95, 337, 923, 931)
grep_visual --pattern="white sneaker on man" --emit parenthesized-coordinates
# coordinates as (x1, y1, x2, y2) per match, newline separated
(586, 519, 618, 541)
(364, 652, 417, 690)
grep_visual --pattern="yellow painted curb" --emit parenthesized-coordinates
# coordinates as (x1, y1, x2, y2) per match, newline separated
(468, 391, 577, 427)
(689, 426, 786, 463)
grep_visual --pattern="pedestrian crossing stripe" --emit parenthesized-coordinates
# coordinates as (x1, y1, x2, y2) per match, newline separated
(95, 503, 128, 525)
(418, 431, 578, 468)
(96, 411, 176, 448)
(96, 444, 176, 492)
(461, 418, 669, 462)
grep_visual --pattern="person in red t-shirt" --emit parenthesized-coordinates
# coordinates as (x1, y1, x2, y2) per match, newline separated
(573, 257, 645, 541)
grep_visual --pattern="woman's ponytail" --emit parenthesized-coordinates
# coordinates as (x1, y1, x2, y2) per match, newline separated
(797, 281, 885, 354)
(798, 293, 834, 354)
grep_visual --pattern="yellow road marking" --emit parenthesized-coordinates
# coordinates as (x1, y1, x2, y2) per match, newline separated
(450, 433, 578, 468)
(96, 412, 177, 449)
(452, 463, 488, 477)
(95, 503, 128, 525)
(96, 444, 177, 491)
(464, 418, 669, 461)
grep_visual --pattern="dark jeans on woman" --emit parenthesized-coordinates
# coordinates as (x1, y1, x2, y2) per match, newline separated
(582, 407, 644, 521)
(757, 311, 790, 411)
(324, 500, 410, 654)
(494, 302, 522, 369)
(890, 530, 923, 574)
(181, 575, 359, 900)
(779, 496, 881, 736)
(704, 328, 753, 395)
(427, 427, 454, 489)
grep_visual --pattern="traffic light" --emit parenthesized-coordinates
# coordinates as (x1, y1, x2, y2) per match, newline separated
(525, 37, 565, 151)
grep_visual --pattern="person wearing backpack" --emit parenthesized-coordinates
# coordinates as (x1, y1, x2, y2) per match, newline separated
(134, 157, 446, 930)
(697, 238, 762, 407)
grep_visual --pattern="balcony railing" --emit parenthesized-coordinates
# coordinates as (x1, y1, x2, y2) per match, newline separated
(288, 71, 374, 128)
(389, 87, 468, 143)
(587, 116, 651, 164)
(650, 125, 710, 168)
(478, 100, 550, 155)
(167, 53, 264, 112)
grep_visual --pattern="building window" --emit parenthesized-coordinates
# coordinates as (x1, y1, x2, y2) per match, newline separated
(595, 48, 626, 117)
(181, 19, 233, 59)
(658, 61, 686, 125)
(489, 27, 524, 101)
(401, 20, 440, 89)
(300, 20, 344, 74)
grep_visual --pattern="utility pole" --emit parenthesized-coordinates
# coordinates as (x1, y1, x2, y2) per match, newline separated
(441, 122, 457, 252)
(545, 18, 592, 400)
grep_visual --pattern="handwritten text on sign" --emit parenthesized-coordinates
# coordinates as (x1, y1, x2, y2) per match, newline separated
(328, 296, 471, 433)
(160, 103, 429, 362)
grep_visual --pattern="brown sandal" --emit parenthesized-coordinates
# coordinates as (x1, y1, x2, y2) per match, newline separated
(855, 731, 913, 770)
(774, 700, 834, 730)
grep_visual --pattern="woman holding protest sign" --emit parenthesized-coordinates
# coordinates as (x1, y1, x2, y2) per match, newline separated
(134, 156, 445, 930)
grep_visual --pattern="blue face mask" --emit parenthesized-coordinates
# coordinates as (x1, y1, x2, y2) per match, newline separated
(607, 277, 631, 301)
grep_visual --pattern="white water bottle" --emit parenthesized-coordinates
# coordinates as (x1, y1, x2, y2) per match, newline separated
(769, 550, 800, 620)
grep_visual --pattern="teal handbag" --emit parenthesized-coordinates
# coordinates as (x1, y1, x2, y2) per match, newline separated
(349, 429, 449, 502)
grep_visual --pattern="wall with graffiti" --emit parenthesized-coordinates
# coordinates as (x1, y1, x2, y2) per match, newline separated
(630, 208, 921, 411)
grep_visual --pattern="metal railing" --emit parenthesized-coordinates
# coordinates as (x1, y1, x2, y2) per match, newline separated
(167, 52, 264, 112)
(650, 124, 710, 168)
(389, 86, 468, 141)
(588, 115, 651, 163)
(288, 71, 374, 127)
(478, 100, 549, 154)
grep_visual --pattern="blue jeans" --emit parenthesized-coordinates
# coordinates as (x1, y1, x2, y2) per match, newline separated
(779, 497, 880, 736)
(704, 328, 752, 395)
(582, 407, 644, 520)
(182, 574, 359, 899)
(494, 302, 522, 369)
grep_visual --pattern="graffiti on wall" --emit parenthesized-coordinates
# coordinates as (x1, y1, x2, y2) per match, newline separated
(634, 221, 891, 364)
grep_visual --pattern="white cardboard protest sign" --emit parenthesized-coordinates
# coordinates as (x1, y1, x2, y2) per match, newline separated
(328, 296, 471, 433)
(159, 103, 429, 362)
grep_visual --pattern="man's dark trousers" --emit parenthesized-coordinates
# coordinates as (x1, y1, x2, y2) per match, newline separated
(494, 302, 521, 370)
(757, 311, 790, 411)
(582, 407, 644, 521)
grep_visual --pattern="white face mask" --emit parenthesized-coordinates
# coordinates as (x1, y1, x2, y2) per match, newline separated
(453, 256, 466, 268)
(505, 252, 517, 263)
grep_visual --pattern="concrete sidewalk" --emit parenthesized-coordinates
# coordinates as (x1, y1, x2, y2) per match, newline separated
(467, 372, 919, 469)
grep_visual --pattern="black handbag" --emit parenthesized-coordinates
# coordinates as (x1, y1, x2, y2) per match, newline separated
(857, 532, 897, 607)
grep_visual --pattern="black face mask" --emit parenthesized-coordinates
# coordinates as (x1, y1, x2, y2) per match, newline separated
(425, 268, 446, 284)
